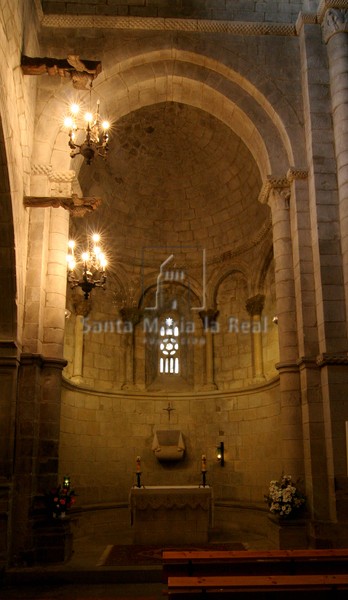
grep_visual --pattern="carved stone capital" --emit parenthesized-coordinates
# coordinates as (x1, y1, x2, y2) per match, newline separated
(246, 294, 265, 317)
(318, 0, 348, 24)
(258, 175, 290, 210)
(322, 7, 348, 42)
(198, 309, 219, 328)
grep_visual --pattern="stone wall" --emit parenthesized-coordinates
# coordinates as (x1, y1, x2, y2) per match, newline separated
(41, 0, 309, 22)
(59, 378, 281, 506)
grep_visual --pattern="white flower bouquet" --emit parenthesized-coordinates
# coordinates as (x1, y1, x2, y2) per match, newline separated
(265, 474, 305, 518)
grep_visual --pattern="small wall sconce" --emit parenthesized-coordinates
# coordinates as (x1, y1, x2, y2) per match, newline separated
(216, 442, 225, 466)
(63, 475, 71, 489)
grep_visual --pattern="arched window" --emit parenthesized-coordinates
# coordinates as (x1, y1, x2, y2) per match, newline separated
(159, 317, 180, 374)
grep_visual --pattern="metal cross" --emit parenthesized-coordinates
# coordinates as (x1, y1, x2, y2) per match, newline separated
(163, 402, 175, 421)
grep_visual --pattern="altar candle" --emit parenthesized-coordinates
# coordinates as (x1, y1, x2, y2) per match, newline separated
(201, 454, 207, 472)
(136, 456, 141, 473)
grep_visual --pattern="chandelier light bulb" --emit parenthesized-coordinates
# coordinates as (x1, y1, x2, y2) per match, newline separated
(66, 234, 108, 299)
(64, 95, 110, 164)
(64, 116, 74, 129)
(71, 103, 80, 115)
(67, 258, 76, 271)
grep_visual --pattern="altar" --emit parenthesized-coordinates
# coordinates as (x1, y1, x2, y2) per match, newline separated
(129, 486, 213, 544)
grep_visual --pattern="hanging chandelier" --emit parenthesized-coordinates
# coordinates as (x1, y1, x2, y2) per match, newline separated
(64, 96, 110, 165)
(66, 233, 107, 299)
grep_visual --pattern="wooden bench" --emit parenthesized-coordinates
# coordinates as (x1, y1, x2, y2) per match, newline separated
(163, 548, 348, 580)
(167, 574, 348, 598)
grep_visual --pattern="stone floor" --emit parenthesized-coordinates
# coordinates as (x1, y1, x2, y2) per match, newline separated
(1, 506, 269, 599)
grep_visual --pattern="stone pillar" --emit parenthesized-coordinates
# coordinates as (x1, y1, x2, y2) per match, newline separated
(0, 342, 19, 567)
(259, 178, 303, 476)
(296, 9, 348, 542)
(11, 167, 72, 564)
(245, 294, 265, 380)
(120, 307, 141, 389)
(11, 354, 67, 565)
(323, 6, 348, 322)
(199, 309, 219, 391)
(71, 297, 91, 382)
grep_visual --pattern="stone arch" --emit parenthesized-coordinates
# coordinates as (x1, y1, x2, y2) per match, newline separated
(33, 42, 304, 179)
(211, 263, 251, 308)
(0, 119, 17, 343)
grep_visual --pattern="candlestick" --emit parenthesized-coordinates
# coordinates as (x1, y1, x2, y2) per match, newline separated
(135, 456, 142, 488)
(200, 454, 207, 487)
(201, 454, 207, 472)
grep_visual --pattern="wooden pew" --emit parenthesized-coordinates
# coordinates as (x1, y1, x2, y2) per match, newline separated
(163, 548, 348, 580)
(167, 574, 348, 598)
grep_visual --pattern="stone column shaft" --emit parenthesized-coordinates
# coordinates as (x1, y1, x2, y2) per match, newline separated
(260, 180, 303, 477)
(246, 294, 265, 380)
(324, 8, 348, 324)
(120, 307, 141, 389)
(199, 310, 218, 390)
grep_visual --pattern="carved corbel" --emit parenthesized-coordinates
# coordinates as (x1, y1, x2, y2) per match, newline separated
(21, 55, 102, 89)
(24, 193, 102, 217)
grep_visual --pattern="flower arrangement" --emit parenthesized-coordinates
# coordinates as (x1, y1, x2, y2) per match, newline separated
(265, 474, 305, 518)
(46, 480, 76, 518)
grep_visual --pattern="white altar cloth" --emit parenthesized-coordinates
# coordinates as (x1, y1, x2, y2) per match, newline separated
(129, 485, 213, 544)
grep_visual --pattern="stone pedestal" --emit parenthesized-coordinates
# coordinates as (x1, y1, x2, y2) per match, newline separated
(267, 514, 308, 549)
(34, 516, 73, 564)
(129, 485, 213, 545)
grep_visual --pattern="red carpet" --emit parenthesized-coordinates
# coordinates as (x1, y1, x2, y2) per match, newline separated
(98, 543, 245, 566)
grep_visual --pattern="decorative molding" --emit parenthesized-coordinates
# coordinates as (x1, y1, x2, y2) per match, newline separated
(24, 194, 102, 217)
(31, 163, 53, 176)
(286, 167, 309, 182)
(258, 175, 289, 205)
(49, 171, 76, 183)
(275, 361, 300, 374)
(41, 14, 296, 37)
(296, 12, 318, 35)
(31, 165, 76, 182)
(296, 356, 319, 369)
(316, 352, 348, 366)
(209, 214, 272, 265)
(323, 7, 348, 42)
(318, 0, 348, 24)
(33, 0, 43, 21)
(258, 168, 308, 205)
